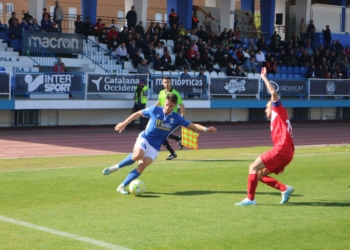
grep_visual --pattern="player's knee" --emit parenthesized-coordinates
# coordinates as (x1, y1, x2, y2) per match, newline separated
(249, 163, 258, 173)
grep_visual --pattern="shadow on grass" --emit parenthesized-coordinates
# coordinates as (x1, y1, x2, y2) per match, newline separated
(147, 190, 304, 197)
(138, 195, 161, 198)
(285, 201, 350, 207)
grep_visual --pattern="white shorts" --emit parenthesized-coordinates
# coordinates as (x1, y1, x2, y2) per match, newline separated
(134, 137, 159, 161)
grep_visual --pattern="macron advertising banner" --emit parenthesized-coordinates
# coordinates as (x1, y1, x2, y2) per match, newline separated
(23, 32, 84, 54)
(14, 73, 83, 93)
(261, 79, 307, 95)
(87, 74, 149, 93)
(152, 76, 207, 94)
(0, 73, 10, 93)
(210, 77, 259, 95)
(309, 79, 350, 96)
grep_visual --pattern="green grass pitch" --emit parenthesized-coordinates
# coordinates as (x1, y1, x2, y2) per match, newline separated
(1, 146, 350, 250)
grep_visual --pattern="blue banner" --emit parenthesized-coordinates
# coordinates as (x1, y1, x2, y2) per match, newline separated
(0, 73, 10, 93)
(14, 73, 83, 93)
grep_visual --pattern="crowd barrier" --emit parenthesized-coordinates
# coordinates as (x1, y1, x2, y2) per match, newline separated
(2, 72, 350, 101)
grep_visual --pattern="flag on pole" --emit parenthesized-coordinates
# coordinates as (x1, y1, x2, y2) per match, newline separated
(181, 127, 199, 150)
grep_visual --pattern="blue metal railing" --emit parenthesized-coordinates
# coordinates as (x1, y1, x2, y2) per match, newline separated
(22, 32, 59, 72)
(82, 37, 122, 73)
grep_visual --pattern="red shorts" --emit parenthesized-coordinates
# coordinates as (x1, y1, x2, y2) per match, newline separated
(260, 146, 294, 175)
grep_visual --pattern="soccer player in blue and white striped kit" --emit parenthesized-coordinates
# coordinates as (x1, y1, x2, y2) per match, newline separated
(103, 92, 217, 194)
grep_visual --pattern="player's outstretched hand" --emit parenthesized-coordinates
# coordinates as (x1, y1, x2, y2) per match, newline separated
(115, 122, 126, 133)
(207, 126, 217, 133)
(260, 67, 267, 78)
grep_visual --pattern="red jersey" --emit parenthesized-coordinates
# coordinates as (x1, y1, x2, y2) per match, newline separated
(270, 101, 294, 150)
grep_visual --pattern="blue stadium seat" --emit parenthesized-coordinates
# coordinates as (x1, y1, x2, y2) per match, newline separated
(300, 67, 307, 76)
(287, 66, 294, 74)
(294, 67, 300, 74)
(10, 39, 21, 51)
(243, 38, 249, 45)
(256, 65, 262, 73)
(281, 66, 287, 74)
(267, 73, 275, 79)
(0, 31, 11, 43)
(0, 24, 7, 30)
(288, 74, 295, 79)
(295, 74, 301, 79)
(277, 66, 281, 73)
(275, 73, 282, 79)
(281, 74, 288, 79)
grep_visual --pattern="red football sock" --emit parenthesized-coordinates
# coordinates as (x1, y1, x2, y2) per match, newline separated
(247, 174, 258, 200)
(260, 176, 287, 191)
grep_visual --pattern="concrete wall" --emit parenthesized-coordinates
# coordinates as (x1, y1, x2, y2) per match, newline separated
(0, 111, 12, 127)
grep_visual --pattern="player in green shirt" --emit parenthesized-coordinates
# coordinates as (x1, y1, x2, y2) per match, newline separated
(154, 76, 185, 160)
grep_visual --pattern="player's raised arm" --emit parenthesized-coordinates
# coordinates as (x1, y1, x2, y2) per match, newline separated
(260, 67, 278, 102)
(187, 123, 217, 133)
(179, 103, 185, 117)
(115, 110, 144, 133)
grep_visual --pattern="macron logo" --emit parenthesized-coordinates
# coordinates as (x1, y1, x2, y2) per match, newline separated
(92, 77, 102, 91)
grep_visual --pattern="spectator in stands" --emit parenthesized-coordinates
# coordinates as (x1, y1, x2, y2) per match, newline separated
(235, 46, 244, 63)
(300, 18, 307, 42)
(143, 41, 155, 62)
(292, 37, 302, 52)
(135, 21, 144, 37)
(255, 50, 266, 66)
(270, 36, 282, 54)
(299, 50, 311, 67)
(74, 16, 85, 34)
(47, 22, 60, 33)
(341, 56, 350, 73)
(178, 23, 186, 37)
(142, 33, 151, 48)
(109, 18, 119, 31)
(108, 34, 119, 54)
(42, 8, 51, 21)
(322, 25, 332, 50)
(161, 22, 171, 40)
(270, 31, 281, 43)
(307, 20, 316, 43)
(284, 49, 298, 67)
(116, 42, 129, 61)
(54, 59, 64, 72)
(335, 39, 344, 55)
(53, 1, 64, 33)
(196, 26, 208, 42)
(191, 52, 204, 71)
(180, 67, 191, 77)
(208, 32, 218, 48)
(8, 20, 22, 39)
(107, 26, 119, 40)
(127, 40, 139, 58)
(219, 28, 227, 42)
(242, 56, 257, 73)
(233, 27, 244, 45)
(134, 33, 143, 50)
(313, 49, 322, 65)
(94, 18, 104, 37)
(226, 62, 236, 76)
(316, 65, 324, 78)
(248, 40, 258, 52)
(214, 44, 225, 65)
(125, 33, 133, 47)
(19, 18, 29, 30)
(266, 57, 277, 74)
(29, 19, 41, 32)
(132, 50, 143, 68)
(154, 53, 163, 71)
(256, 35, 268, 51)
(161, 50, 175, 71)
(189, 29, 199, 43)
(126, 5, 137, 30)
(84, 17, 94, 37)
(8, 12, 18, 28)
(277, 49, 286, 66)
(192, 12, 199, 30)
(305, 43, 314, 56)
(235, 64, 246, 77)
(119, 26, 128, 43)
(175, 52, 189, 71)
(243, 48, 251, 61)
(155, 42, 164, 57)
(41, 14, 51, 32)
(137, 59, 149, 75)
(343, 46, 350, 59)
(169, 9, 180, 28)
(306, 64, 317, 78)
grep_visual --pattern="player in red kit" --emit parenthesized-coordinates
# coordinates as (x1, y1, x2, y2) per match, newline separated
(236, 67, 295, 205)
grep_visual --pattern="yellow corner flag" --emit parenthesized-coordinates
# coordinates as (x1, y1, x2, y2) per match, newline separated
(181, 127, 199, 150)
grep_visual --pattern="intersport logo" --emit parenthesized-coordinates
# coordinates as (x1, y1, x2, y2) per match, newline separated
(24, 74, 73, 92)
(28, 37, 79, 49)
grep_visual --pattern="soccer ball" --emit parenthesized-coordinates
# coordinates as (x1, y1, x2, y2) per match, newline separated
(129, 179, 146, 196)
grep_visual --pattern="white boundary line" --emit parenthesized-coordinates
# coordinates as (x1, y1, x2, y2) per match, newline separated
(0, 215, 130, 250)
